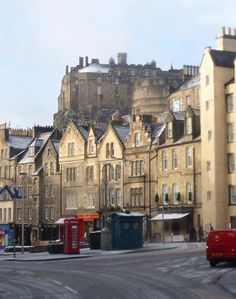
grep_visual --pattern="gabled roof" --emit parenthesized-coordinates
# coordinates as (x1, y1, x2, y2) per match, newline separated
(210, 49, 236, 67)
(93, 127, 105, 142)
(176, 75, 200, 91)
(19, 131, 52, 164)
(146, 123, 166, 145)
(7, 136, 32, 150)
(113, 125, 130, 143)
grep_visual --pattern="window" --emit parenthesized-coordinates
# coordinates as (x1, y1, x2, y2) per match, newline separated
(44, 185, 50, 198)
(50, 207, 54, 219)
(228, 153, 235, 173)
(186, 96, 191, 107)
(88, 193, 95, 208)
(206, 75, 210, 85)
(44, 208, 49, 220)
(186, 182, 193, 203)
(186, 147, 193, 167)
(186, 117, 192, 134)
(28, 208, 32, 220)
(66, 167, 76, 182)
(229, 186, 236, 204)
(206, 100, 210, 111)
(50, 184, 55, 198)
(172, 184, 178, 204)
(44, 163, 49, 175)
(88, 139, 94, 154)
(28, 186, 32, 198)
(162, 184, 168, 205)
(134, 132, 141, 147)
(167, 122, 173, 138)
(227, 123, 234, 142)
(130, 188, 142, 207)
(207, 191, 211, 201)
(50, 162, 54, 175)
(87, 166, 94, 181)
(206, 161, 211, 171)
(109, 189, 115, 205)
(66, 193, 78, 209)
(0, 209, 2, 221)
(111, 143, 114, 157)
(47, 148, 51, 156)
(68, 142, 75, 156)
(172, 149, 178, 169)
(208, 130, 212, 141)
(115, 165, 121, 180)
(226, 94, 234, 113)
(17, 208, 22, 220)
(116, 188, 121, 205)
(8, 208, 11, 221)
(106, 143, 110, 157)
(3, 208, 6, 221)
(162, 151, 168, 170)
(131, 160, 144, 176)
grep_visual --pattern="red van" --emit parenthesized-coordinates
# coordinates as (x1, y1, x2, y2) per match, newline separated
(206, 229, 236, 267)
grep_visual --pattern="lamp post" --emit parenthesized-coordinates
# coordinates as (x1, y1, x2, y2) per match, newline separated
(19, 172, 27, 254)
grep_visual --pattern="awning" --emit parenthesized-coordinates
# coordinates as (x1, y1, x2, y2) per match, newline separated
(55, 217, 76, 224)
(76, 213, 99, 221)
(151, 213, 189, 221)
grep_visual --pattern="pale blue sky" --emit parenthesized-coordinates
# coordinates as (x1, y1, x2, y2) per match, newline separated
(1, 0, 236, 128)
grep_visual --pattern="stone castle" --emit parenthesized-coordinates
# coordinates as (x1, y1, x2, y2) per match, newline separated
(54, 52, 198, 130)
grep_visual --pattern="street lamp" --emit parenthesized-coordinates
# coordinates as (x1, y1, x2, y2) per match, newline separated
(19, 172, 27, 254)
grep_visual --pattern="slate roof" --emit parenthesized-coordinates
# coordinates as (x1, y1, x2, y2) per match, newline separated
(113, 125, 130, 143)
(19, 131, 52, 164)
(145, 123, 166, 144)
(77, 125, 89, 140)
(93, 127, 105, 142)
(52, 141, 60, 153)
(7, 136, 32, 150)
(210, 49, 236, 67)
(177, 75, 200, 91)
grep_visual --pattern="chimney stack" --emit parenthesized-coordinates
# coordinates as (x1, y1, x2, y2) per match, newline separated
(79, 57, 84, 68)
(66, 65, 69, 74)
(85, 56, 89, 66)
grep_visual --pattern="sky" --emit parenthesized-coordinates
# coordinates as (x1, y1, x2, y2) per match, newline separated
(1, 0, 236, 129)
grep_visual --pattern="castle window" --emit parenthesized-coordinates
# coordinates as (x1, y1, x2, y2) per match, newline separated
(47, 148, 51, 156)
(106, 143, 110, 157)
(207, 191, 211, 201)
(206, 100, 210, 111)
(206, 75, 210, 85)
(226, 94, 234, 113)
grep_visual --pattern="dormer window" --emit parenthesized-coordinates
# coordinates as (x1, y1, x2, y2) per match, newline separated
(186, 117, 192, 135)
(134, 132, 141, 147)
(29, 146, 35, 156)
(167, 122, 173, 138)
(88, 139, 95, 154)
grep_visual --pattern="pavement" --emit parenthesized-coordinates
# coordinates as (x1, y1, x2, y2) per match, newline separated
(1, 242, 236, 296)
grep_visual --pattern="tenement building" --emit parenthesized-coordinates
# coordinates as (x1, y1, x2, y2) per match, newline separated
(200, 27, 236, 230)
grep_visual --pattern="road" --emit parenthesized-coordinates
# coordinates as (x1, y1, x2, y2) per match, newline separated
(0, 247, 235, 299)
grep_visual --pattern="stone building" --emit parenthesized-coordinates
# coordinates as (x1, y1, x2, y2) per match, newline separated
(14, 126, 60, 244)
(54, 53, 191, 130)
(98, 118, 130, 225)
(200, 27, 236, 231)
(152, 108, 201, 242)
(0, 124, 32, 246)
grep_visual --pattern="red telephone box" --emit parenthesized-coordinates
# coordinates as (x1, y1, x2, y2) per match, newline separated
(63, 218, 80, 254)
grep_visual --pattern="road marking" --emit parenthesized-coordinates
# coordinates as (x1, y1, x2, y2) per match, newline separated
(50, 279, 77, 294)
(65, 286, 77, 294)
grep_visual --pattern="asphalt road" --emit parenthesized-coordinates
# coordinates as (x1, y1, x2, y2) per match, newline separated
(0, 247, 235, 299)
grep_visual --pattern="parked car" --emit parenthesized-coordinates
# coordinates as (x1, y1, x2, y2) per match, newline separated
(206, 229, 236, 267)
